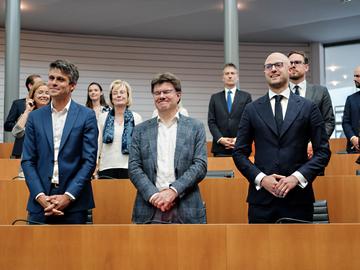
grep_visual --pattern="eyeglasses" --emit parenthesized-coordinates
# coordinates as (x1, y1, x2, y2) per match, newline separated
(354, 75, 360, 78)
(152, 89, 175, 96)
(264, 62, 284, 71)
(290, 60, 305, 66)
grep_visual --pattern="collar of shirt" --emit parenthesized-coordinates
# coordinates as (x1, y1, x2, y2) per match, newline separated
(268, 87, 291, 100)
(157, 111, 180, 127)
(225, 87, 236, 95)
(289, 80, 307, 93)
(51, 99, 72, 113)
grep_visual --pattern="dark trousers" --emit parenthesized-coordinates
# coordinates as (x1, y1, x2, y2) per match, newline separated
(248, 200, 313, 224)
(98, 168, 129, 179)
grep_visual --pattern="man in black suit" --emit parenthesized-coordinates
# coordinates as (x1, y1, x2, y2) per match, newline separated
(288, 51, 335, 159)
(233, 52, 330, 223)
(208, 63, 252, 156)
(4, 74, 41, 158)
(342, 66, 360, 153)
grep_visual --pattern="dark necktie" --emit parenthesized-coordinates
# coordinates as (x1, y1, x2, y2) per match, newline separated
(294, 85, 300, 95)
(274, 95, 283, 133)
(227, 90, 232, 113)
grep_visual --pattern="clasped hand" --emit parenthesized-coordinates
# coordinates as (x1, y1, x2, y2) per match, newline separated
(260, 174, 298, 198)
(37, 194, 72, 216)
(150, 189, 177, 212)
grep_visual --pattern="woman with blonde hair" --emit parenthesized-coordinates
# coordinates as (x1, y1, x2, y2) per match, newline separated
(12, 80, 50, 139)
(97, 80, 142, 179)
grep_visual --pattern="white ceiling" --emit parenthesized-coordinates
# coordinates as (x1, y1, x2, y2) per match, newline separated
(0, 0, 360, 43)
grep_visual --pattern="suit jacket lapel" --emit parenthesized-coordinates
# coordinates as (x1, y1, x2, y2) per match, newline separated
(174, 115, 186, 167)
(280, 92, 304, 137)
(43, 105, 54, 152)
(254, 95, 278, 136)
(59, 101, 79, 153)
(230, 89, 241, 116)
(305, 84, 315, 100)
(148, 118, 158, 168)
(218, 90, 230, 116)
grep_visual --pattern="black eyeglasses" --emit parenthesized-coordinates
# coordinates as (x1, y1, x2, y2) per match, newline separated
(290, 60, 305, 66)
(264, 62, 284, 71)
(354, 75, 360, 78)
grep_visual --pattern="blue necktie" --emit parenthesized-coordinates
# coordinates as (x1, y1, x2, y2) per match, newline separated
(227, 90, 232, 113)
(294, 85, 300, 95)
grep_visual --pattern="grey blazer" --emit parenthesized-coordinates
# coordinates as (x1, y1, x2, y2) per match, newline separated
(129, 115, 207, 224)
(305, 84, 335, 138)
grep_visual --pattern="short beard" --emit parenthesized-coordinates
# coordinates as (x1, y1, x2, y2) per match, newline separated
(269, 81, 288, 90)
(355, 81, 360, 89)
(289, 73, 302, 81)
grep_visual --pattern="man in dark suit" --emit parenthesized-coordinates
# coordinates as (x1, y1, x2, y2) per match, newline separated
(129, 72, 207, 224)
(288, 51, 335, 158)
(22, 60, 98, 224)
(4, 74, 41, 158)
(342, 66, 360, 153)
(208, 63, 252, 156)
(233, 52, 330, 223)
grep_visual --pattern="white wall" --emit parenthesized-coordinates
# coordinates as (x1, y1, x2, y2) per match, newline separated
(0, 29, 310, 142)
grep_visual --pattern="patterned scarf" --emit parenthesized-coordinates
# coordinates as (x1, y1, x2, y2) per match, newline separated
(102, 108, 135, 154)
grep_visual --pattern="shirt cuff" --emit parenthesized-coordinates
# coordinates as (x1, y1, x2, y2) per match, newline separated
(292, 171, 308, 188)
(255, 172, 266, 190)
(217, 137, 223, 144)
(65, 192, 75, 201)
(149, 193, 159, 204)
(169, 185, 178, 194)
(35, 192, 45, 200)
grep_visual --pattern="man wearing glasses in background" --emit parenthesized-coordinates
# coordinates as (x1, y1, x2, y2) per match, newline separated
(233, 52, 330, 223)
(288, 51, 335, 159)
(342, 66, 360, 153)
(129, 72, 207, 224)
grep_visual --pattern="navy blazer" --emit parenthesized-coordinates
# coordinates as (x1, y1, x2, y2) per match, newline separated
(129, 115, 207, 224)
(233, 92, 331, 205)
(21, 101, 98, 214)
(208, 89, 252, 155)
(4, 98, 26, 157)
(342, 91, 360, 153)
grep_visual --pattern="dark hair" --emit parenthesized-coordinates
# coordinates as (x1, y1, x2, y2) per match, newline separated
(287, 51, 309, 64)
(85, 82, 108, 109)
(223, 63, 238, 70)
(151, 72, 181, 93)
(25, 74, 41, 91)
(49, 59, 79, 84)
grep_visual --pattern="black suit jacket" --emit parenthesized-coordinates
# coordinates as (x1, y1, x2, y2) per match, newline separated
(342, 91, 360, 153)
(4, 98, 26, 157)
(208, 89, 252, 155)
(233, 92, 330, 206)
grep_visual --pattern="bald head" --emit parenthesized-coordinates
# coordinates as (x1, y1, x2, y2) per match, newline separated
(264, 52, 290, 93)
(354, 66, 360, 89)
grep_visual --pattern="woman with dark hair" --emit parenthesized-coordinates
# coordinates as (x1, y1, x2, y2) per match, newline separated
(85, 82, 109, 119)
(96, 80, 142, 179)
(12, 80, 50, 139)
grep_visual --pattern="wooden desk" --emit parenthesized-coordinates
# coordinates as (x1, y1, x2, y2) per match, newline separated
(0, 159, 21, 180)
(0, 224, 359, 270)
(329, 137, 347, 153)
(0, 142, 14, 159)
(325, 153, 359, 175)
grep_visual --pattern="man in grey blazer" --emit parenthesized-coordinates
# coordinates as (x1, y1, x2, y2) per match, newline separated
(288, 51, 335, 158)
(129, 72, 207, 224)
(208, 63, 252, 156)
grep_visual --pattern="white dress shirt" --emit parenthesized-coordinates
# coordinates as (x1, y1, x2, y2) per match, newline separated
(224, 87, 236, 105)
(289, 80, 307, 97)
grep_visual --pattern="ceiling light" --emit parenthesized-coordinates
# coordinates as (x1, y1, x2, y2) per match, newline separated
(330, 81, 340, 86)
(343, 74, 348, 79)
(341, 0, 352, 3)
(327, 65, 339, 72)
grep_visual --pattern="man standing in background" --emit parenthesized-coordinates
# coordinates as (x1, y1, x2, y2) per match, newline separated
(208, 63, 252, 156)
(288, 51, 335, 158)
(342, 66, 360, 153)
